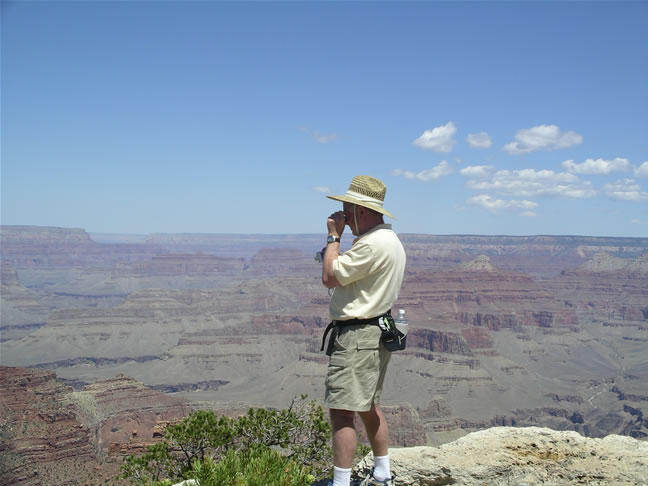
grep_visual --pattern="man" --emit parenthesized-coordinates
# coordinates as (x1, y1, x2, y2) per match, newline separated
(321, 175, 406, 486)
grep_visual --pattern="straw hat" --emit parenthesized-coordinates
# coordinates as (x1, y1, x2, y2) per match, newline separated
(327, 175, 394, 218)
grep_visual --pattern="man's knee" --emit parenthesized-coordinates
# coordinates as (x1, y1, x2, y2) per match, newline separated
(329, 408, 356, 431)
(358, 402, 379, 416)
(358, 406, 382, 431)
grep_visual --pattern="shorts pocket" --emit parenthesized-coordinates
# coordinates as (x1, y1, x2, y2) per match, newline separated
(329, 354, 349, 368)
(333, 329, 354, 352)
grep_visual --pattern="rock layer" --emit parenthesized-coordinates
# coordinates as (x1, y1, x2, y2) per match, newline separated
(0, 366, 195, 485)
(356, 426, 648, 485)
(0, 366, 95, 486)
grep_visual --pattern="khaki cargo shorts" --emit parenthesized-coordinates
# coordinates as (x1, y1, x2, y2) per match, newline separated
(324, 323, 391, 412)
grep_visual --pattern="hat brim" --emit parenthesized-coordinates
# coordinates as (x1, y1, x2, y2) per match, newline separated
(327, 194, 395, 219)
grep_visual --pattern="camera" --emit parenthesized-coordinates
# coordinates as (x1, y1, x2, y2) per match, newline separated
(314, 247, 326, 263)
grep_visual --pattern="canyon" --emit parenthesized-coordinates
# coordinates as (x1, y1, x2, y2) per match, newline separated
(1, 225, 647, 484)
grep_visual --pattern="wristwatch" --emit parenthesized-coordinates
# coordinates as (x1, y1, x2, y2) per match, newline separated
(327, 235, 340, 244)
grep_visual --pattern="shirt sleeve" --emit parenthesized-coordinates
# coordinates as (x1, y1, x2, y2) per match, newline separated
(332, 240, 375, 287)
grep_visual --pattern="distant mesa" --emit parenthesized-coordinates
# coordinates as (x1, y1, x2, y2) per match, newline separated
(0, 224, 163, 266)
(454, 255, 497, 272)
(0, 224, 92, 242)
(568, 251, 648, 274)
(628, 252, 648, 273)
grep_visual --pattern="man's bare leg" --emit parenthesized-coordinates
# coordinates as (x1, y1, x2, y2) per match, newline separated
(330, 408, 357, 468)
(358, 403, 388, 456)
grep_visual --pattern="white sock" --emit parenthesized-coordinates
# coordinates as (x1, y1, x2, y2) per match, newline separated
(332, 466, 352, 486)
(373, 455, 391, 481)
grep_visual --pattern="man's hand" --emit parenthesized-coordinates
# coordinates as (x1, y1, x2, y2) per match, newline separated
(327, 210, 346, 238)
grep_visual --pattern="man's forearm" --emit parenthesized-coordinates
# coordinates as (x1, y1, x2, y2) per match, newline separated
(322, 211, 346, 288)
(322, 240, 341, 288)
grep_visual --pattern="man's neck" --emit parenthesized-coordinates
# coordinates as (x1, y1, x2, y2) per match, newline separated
(356, 220, 385, 236)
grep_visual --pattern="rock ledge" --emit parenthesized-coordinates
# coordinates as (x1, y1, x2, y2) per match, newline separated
(356, 426, 648, 485)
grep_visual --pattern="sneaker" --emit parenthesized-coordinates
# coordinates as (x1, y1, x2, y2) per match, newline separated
(358, 467, 395, 486)
(326, 478, 364, 486)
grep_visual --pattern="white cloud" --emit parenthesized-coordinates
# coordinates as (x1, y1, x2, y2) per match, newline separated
(466, 132, 492, 149)
(298, 126, 338, 144)
(312, 132, 337, 144)
(412, 122, 456, 152)
(562, 157, 630, 175)
(468, 194, 538, 214)
(465, 168, 596, 198)
(392, 161, 453, 181)
(503, 124, 583, 154)
(460, 165, 494, 179)
(635, 161, 648, 178)
(313, 186, 331, 194)
(519, 211, 537, 217)
(603, 179, 648, 201)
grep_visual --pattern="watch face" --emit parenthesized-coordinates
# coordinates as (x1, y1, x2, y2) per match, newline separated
(327, 235, 339, 243)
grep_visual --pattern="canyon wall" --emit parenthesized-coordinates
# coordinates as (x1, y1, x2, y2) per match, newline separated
(1, 226, 647, 465)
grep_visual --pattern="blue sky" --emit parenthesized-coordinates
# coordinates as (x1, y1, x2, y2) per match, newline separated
(2, 1, 647, 237)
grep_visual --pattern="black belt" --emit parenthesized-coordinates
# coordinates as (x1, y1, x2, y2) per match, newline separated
(320, 311, 392, 353)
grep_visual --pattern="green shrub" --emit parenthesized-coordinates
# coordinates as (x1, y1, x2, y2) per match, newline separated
(165, 410, 235, 473)
(120, 395, 332, 486)
(119, 442, 179, 485)
(233, 396, 331, 476)
(189, 447, 315, 486)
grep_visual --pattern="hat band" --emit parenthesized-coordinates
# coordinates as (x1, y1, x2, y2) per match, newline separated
(346, 190, 384, 208)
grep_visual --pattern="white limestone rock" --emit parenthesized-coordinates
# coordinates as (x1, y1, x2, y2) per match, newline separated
(355, 427, 648, 485)
(455, 254, 497, 272)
